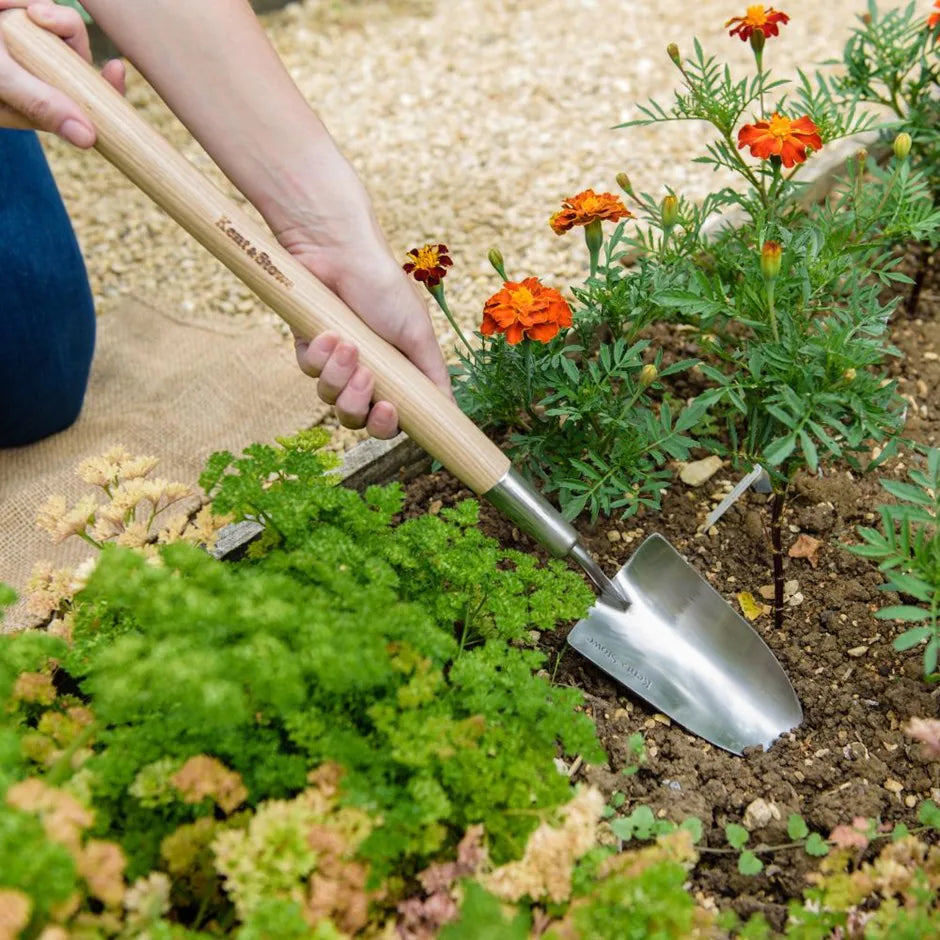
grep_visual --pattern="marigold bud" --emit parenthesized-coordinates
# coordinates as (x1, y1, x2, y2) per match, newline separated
(639, 363, 658, 387)
(843, 367, 857, 382)
(749, 29, 766, 57)
(855, 148, 868, 170)
(760, 240, 783, 281)
(893, 132, 912, 161)
(661, 194, 679, 228)
(667, 43, 681, 66)
(616, 172, 633, 196)
(487, 247, 507, 280)
(861, 12, 872, 25)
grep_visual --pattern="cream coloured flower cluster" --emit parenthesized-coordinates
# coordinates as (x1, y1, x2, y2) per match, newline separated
(26, 445, 231, 630)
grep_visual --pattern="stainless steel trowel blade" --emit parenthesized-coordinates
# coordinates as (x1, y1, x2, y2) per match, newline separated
(567, 534, 802, 754)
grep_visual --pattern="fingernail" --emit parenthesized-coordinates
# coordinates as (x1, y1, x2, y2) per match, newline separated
(60, 119, 95, 148)
(335, 343, 356, 366)
(30, 5, 55, 23)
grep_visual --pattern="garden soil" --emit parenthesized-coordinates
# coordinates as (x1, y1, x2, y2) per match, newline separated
(397, 254, 940, 928)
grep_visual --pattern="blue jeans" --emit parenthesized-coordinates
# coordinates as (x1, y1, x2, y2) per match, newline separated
(0, 130, 95, 447)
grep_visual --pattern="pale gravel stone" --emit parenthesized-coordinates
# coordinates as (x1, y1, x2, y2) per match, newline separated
(679, 455, 723, 486)
(43, 0, 865, 449)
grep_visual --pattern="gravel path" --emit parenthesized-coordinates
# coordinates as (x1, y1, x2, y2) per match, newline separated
(44, 0, 868, 444)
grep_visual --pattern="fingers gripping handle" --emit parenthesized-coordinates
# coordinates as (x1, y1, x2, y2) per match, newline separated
(0, 9, 511, 496)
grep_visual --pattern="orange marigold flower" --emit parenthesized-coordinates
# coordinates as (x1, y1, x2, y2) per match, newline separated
(549, 189, 632, 235)
(726, 5, 790, 41)
(403, 243, 453, 287)
(738, 113, 822, 168)
(481, 277, 572, 345)
(929, 1, 939, 31)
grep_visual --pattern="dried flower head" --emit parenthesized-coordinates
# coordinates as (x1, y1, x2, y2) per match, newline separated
(482, 787, 604, 903)
(12, 672, 57, 706)
(738, 113, 822, 167)
(35, 493, 98, 543)
(905, 716, 940, 758)
(0, 889, 31, 939)
(171, 755, 248, 815)
(549, 189, 632, 235)
(726, 5, 790, 41)
(78, 446, 159, 488)
(403, 243, 453, 287)
(25, 561, 75, 621)
(77, 840, 127, 907)
(481, 277, 573, 345)
(5, 778, 94, 855)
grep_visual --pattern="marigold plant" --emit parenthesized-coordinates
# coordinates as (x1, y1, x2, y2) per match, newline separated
(614, 4, 939, 625)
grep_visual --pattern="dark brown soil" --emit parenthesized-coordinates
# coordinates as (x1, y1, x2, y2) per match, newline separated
(398, 251, 940, 927)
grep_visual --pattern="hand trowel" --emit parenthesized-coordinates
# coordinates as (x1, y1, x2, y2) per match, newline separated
(0, 9, 802, 754)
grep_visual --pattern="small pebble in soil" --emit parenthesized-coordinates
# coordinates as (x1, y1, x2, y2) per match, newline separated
(743, 797, 780, 830)
(679, 456, 723, 487)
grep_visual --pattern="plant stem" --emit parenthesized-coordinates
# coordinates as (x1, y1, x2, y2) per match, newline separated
(585, 220, 603, 278)
(770, 486, 788, 630)
(766, 280, 779, 342)
(906, 241, 930, 318)
(428, 284, 474, 355)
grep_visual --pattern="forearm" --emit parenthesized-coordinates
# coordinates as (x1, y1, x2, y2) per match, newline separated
(80, 0, 367, 236)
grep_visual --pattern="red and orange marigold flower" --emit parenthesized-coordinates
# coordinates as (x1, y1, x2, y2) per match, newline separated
(726, 5, 790, 41)
(402, 243, 453, 287)
(549, 189, 632, 235)
(738, 113, 822, 168)
(929, 1, 939, 32)
(481, 277, 572, 345)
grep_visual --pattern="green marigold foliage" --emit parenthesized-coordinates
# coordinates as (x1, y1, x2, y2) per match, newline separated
(849, 445, 940, 676)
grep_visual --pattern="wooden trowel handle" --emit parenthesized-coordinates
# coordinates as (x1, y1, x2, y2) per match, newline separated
(0, 10, 511, 495)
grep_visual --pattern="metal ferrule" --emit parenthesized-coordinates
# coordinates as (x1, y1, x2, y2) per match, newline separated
(483, 468, 578, 558)
(484, 468, 630, 609)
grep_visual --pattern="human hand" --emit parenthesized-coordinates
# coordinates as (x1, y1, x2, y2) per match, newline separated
(280, 208, 453, 441)
(0, 0, 125, 145)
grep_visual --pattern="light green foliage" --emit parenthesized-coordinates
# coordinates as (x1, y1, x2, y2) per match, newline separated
(236, 900, 345, 940)
(439, 882, 532, 940)
(3, 433, 600, 893)
(835, 1, 940, 205)
(608, 804, 702, 848)
(849, 446, 940, 676)
(0, 805, 78, 925)
(788, 813, 810, 840)
(545, 850, 701, 939)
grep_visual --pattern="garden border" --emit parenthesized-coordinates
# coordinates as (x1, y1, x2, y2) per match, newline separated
(211, 129, 886, 559)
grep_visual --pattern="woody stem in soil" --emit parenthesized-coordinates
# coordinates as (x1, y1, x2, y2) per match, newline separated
(770, 485, 788, 630)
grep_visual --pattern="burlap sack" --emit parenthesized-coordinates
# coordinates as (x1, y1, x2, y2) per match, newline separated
(0, 297, 328, 631)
